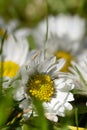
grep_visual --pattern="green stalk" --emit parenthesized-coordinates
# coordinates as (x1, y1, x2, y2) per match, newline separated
(0, 30, 7, 95)
(75, 108, 78, 130)
(44, 0, 49, 59)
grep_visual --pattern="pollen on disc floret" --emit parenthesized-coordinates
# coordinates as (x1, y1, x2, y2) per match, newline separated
(27, 73, 55, 102)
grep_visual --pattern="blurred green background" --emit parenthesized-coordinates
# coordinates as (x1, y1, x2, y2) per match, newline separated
(0, 0, 87, 27)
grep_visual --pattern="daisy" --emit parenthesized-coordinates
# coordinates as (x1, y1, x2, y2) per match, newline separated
(0, 35, 29, 79)
(32, 14, 85, 72)
(0, 18, 19, 35)
(14, 28, 31, 39)
(12, 50, 74, 122)
(68, 52, 87, 95)
(0, 17, 32, 41)
(32, 14, 85, 49)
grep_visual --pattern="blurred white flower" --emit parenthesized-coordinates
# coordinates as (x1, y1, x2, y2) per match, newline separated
(0, 35, 29, 79)
(31, 14, 85, 72)
(69, 53, 87, 95)
(32, 14, 85, 53)
(0, 17, 31, 40)
(13, 50, 74, 122)
(14, 28, 32, 39)
(0, 18, 19, 34)
(75, 49, 87, 70)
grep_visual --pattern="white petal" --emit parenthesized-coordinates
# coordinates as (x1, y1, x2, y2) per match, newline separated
(64, 102, 73, 110)
(47, 58, 65, 74)
(45, 113, 58, 122)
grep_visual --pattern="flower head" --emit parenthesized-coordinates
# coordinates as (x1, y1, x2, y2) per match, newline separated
(13, 50, 74, 122)
(32, 14, 85, 72)
(0, 18, 19, 34)
(0, 17, 30, 39)
(32, 14, 85, 51)
(0, 35, 29, 79)
(69, 52, 87, 96)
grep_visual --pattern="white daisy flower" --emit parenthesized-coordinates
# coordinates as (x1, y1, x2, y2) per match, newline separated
(0, 18, 19, 35)
(69, 55, 87, 95)
(32, 14, 85, 50)
(0, 17, 32, 42)
(0, 35, 29, 79)
(14, 28, 31, 39)
(75, 49, 87, 70)
(31, 14, 85, 72)
(13, 50, 74, 122)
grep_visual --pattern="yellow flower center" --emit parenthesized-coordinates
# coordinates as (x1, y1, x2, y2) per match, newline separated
(55, 51, 74, 72)
(27, 73, 55, 102)
(0, 61, 20, 78)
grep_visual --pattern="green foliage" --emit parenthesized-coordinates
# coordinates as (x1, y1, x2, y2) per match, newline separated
(0, 88, 14, 128)
(0, 0, 87, 26)
(23, 98, 49, 130)
(27, 34, 36, 50)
